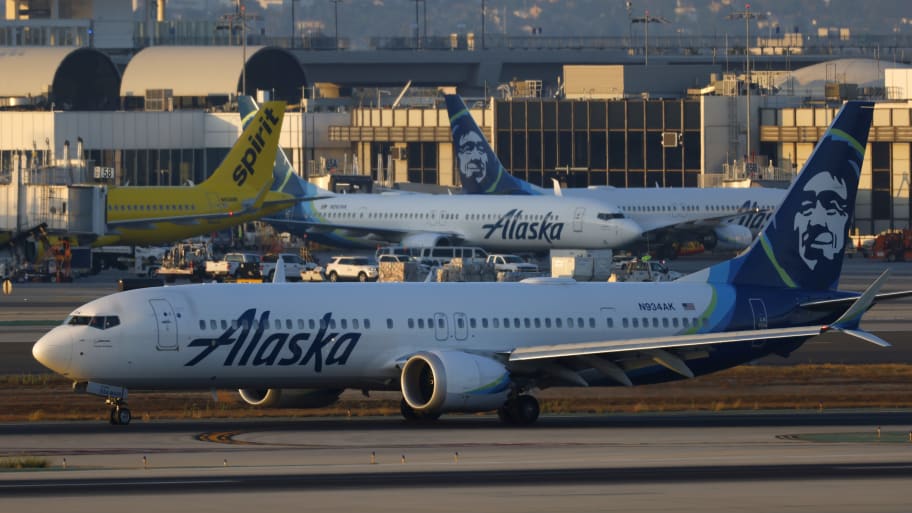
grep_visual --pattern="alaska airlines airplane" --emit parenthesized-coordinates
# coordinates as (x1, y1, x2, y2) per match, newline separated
(242, 97, 641, 252)
(445, 94, 786, 256)
(90, 101, 297, 247)
(33, 101, 905, 426)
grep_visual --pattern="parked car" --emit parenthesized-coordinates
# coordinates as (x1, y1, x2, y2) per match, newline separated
(325, 256, 379, 282)
(377, 253, 431, 272)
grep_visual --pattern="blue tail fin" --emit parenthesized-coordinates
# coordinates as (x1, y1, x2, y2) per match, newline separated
(444, 94, 543, 195)
(689, 101, 874, 291)
(238, 95, 327, 200)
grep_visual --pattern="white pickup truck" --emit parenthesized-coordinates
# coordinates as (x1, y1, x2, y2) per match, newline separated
(205, 252, 261, 281)
(486, 254, 539, 273)
(260, 253, 318, 282)
(608, 259, 683, 282)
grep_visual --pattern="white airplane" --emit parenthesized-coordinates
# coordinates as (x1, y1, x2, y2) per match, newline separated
(445, 94, 787, 257)
(241, 97, 640, 252)
(33, 101, 907, 425)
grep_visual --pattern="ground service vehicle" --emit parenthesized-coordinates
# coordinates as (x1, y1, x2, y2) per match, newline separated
(325, 256, 379, 282)
(205, 253, 261, 281)
(486, 254, 539, 273)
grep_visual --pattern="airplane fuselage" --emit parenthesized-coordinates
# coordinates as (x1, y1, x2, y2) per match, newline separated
(38, 280, 852, 390)
(267, 193, 640, 251)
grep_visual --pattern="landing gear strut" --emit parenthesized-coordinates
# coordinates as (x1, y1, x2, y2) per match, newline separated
(107, 397, 131, 425)
(497, 395, 540, 425)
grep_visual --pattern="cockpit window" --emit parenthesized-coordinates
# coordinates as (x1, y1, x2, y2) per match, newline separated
(597, 213, 625, 220)
(66, 315, 120, 330)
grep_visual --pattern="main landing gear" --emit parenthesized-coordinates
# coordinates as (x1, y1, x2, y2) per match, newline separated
(497, 395, 540, 425)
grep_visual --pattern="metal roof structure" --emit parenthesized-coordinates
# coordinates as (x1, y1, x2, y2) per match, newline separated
(0, 47, 119, 109)
(120, 46, 306, 103)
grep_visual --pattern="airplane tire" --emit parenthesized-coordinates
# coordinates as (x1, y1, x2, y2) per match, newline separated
(109, 408, 118, 425)
(116, 407, 132, 425)
(514, 395, 540, 425)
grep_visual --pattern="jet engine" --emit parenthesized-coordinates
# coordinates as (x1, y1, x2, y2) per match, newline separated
(399, 232, 453, 248)
(400, 351, 511, 416)
(712, 224, 753, 251)
(237, 388, 343, 408)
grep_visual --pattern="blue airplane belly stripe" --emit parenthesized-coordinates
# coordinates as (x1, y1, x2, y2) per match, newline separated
(467, 373, 511, 395)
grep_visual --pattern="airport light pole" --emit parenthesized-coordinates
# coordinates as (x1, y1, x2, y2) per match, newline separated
(630, 10, 670, 67)
(332, 0, 341, 50)
(726, 4, 766, 161)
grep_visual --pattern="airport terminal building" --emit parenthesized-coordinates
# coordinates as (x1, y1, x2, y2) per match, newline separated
(1, 19, 912, 235)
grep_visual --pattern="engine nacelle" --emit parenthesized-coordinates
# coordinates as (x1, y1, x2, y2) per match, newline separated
(712, 223, 753, 251)
(237, 388, 343, 409)
(399, 232, 453, 248)
(401, 351, 511, 415)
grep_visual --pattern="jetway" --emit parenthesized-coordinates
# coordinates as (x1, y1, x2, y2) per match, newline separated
(0, 153, 107, 238)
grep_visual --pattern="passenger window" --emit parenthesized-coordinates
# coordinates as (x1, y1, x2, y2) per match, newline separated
(662, 318, 669, 328)
(329, 319, 337, 329)
(353, 319, 360, 329)
(652, 318, 659, 328)
(309, 319, 316, 330)
(589, 318, 595, 328)
(408, 318, 415, 329)
(544, 318, 551, 328)
(503, 318, 510, 328)
(642, 317, 649, 327)
(341, 319, 348, 329)
(555, 318, 562, 328)
(210, 320, 217, 330)
(470, 318, 477, 329)
(417, 318, 424, 329)
(275, 319, 282, 330)
(482, 318, 489, 328)
(534, 318, 541, 328)
(622, 318, 628, 328)
(231, 320, 238, 329)
(492, 318, 499, 328)
(632, 318, 639, 328)
(320, 317, 327, 330)
(364, 319, 371, 329)
(199, 320, 206, 330)
(606, 318, 613, 328)
(672, 318, 679, 328)
(298, 319, 305, 329)
(221, 320, 228, 330)
(523, 318, 531, 328)
(514, 317, 521, 328)
(386, 318, 393, 329)
(682, 318, 690, 327)
(437, 318, 445, 328)
(457, 317, 465, 329)
(567, 318, 574, 328)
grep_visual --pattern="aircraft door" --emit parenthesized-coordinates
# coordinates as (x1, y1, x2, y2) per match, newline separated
(748, 298, 768, 330)
(453, 312, 468, 341)
(433, 313, 448, 341)
(573, 207, 585, 232)
(149, 299, 179, 350)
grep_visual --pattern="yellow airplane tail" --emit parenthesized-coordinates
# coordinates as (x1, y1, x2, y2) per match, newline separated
(199, 101, 286, 205)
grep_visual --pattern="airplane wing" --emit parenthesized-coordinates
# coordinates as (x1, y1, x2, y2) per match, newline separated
(507, 272, 892, 385)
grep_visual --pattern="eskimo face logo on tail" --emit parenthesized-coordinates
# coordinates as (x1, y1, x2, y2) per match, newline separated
(793, 171, 849, 271)
(457, 131, 489, 185)
(233, 107, 280, 187)
(185, 310, 359, 371)
(482, 209, 564, 243)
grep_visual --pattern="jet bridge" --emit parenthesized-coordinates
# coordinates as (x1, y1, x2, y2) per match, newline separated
(0, 153, 107, 239)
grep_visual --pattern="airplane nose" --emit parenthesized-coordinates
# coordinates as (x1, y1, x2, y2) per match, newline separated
(32, 328, 72, 374)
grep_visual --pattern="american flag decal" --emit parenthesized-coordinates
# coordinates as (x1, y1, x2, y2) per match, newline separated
(682, 302, 695, 311)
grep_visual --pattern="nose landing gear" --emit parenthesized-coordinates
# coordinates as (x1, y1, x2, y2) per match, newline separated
(74, 381, 132, 425)
(106, 397, 132, 425)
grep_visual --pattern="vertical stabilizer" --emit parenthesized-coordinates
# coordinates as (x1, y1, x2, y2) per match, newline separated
(200, 101, 286, 202)
(687, 101, 874, 291)
(238, 96, 329, 200)
(444, 94, 543, 195)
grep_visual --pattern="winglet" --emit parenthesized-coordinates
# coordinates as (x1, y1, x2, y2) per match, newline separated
(551, 178, 563, 197)
(822, 268, 892, 347)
